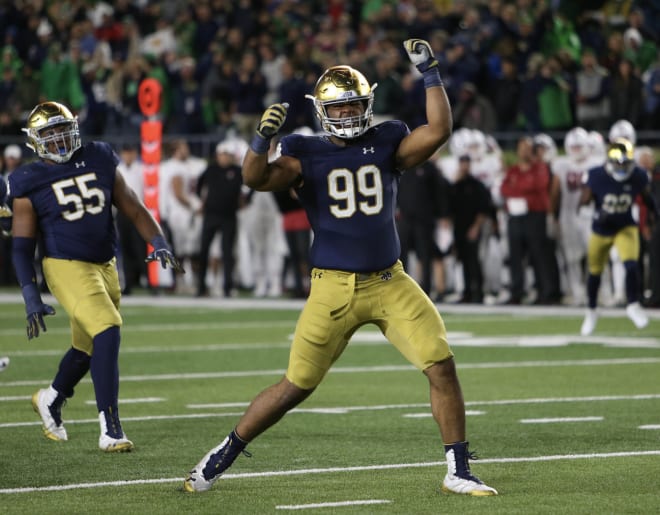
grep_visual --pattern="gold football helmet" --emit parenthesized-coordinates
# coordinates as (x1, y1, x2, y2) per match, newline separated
(306, 65, 376, 139)
(605, 138, 635, 182)
(22, 101, 81, 163)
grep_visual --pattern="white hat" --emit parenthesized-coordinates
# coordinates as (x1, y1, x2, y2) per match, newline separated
(3, 144, 21, 160)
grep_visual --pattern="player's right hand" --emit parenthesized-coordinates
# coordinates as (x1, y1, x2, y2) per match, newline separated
(256, 103, 289, 139)
(404, 38, 438, 73)
(26, 303, 56, 340)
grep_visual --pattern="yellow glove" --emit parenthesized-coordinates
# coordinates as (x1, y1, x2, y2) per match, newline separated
(256, 103, 289, 139)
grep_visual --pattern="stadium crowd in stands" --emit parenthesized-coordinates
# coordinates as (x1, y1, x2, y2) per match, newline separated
(1, 0, 659, 308)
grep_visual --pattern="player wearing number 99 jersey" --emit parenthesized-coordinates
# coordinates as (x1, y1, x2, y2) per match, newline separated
(185, 41, 497, 497)
(9, 101, 181, 452)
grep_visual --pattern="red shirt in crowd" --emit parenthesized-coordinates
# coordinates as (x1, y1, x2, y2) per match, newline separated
(500, 161, 551, 214)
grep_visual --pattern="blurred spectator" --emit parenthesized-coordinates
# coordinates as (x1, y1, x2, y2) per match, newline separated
(39, 42, 84, 111)
(452, 81, 496, 133)
(159, 139, 206, 293)
(645, 162, 660, 308)
(500, 136, 555, 304)
(575, 48, 611, 131)
(116, 144, 147, 294)
(170, 56, 206, 153)
(609, 57, 643, 126)
(397, 160, 449, 296)
(258, 40, 286, 107)
(449, 155, 492, 304)
(196, 141, 245, 298)
(202, 53, 235, 136)
(371, 54, 405, 123)
(488, 56, 522, 131)
(0, 144, 22, 285)
(230, 50, 267, 141)
(641, 56, 660, 130)
(622, 27, 657, 74)
(277, 58, 314, 133)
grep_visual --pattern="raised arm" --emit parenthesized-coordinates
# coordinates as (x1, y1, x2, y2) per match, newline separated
(242, 103, 302, 192)
(396, 39, 453, 171)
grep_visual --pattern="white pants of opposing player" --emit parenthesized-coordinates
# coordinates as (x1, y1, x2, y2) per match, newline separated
(169, 211, 203, 289)
(558, 211, 590, 306)
(242, 193, 288, 297)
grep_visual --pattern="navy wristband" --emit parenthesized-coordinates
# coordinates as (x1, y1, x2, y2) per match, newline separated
(422, 68, 443, 89)
(249, 133, 271, 155)
(150, 235, 168, 250)
(21, 283, 42, 314)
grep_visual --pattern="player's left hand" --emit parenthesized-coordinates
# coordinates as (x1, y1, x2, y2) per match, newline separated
(404, 39, 438, 73)
(146, 247, 184, 273)
(0, 203, 11, 238)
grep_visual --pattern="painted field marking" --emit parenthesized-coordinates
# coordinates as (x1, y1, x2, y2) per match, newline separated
(2, 357, 660, 389)
(1, 450, 660, 495)
(403, 410, 486, 418)
(2, 332, 660, 357)
(276, 499, 391, 510)
(2, 394, 658, 429)
(639, 424, 660, 430)
(520, 416, 604, 424)
(84, 397, 166, 405)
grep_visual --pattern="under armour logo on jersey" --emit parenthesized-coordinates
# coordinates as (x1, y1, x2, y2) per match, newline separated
(363, 147, 375, 154)
(380, 271, 392, 281)
(74, 161, 86, 168)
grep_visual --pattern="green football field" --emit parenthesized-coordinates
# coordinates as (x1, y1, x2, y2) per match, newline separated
(1, 294, 659, 514)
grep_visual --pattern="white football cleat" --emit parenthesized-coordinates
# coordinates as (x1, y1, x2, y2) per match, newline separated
(442, 472, 499, 496)
(98, 411, 133, 452)
(626, 302, 648, 329)
(184, 432, 249, 492)
(580, 309, 598, 336)
(442, 444, 498, 496)
(184, 438, 230, 493)
(32, 387, 68, 442)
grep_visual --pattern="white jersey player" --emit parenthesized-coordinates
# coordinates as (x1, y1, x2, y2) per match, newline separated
(551, 127, 593, 305)
(159, 140, 207, 291)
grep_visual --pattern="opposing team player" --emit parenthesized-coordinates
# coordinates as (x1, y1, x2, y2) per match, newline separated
(9, 101, 182, 451)
(550, 127, 594, 305)
(184, 39, 497, 496)
(579, 138, 658, 335)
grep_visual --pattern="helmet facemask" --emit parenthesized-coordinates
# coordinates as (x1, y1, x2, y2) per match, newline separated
(306, 65, 376, 139)
(23, 102, 81, 163)
(605, 138, 635, 182)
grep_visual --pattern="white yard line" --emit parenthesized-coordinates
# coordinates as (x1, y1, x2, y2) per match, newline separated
(2, 358, 660, 389)
(276, 500, 392, 510)
(3, 394, 660, 428)
(520, 416, 604, 423)
(1, 450, 659, 495)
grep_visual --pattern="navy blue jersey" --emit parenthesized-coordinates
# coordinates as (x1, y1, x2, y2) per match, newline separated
(9, 141, 120, 262)
(280, 120, 409, 272)
(586, 164, 649, 236)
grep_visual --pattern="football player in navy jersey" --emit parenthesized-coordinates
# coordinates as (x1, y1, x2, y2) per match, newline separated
(579, 138, 658, 336)
(9, 101, 182, 452)
(185, 39, 497, 497)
